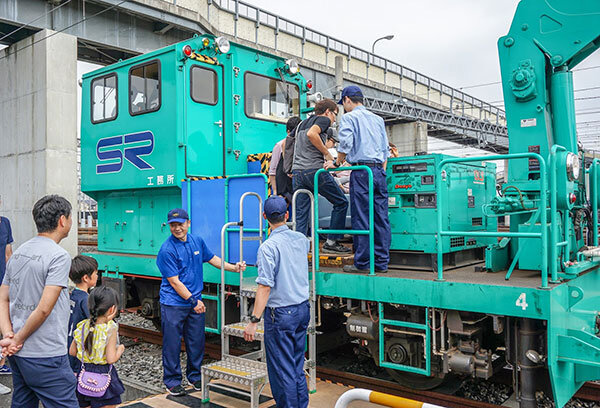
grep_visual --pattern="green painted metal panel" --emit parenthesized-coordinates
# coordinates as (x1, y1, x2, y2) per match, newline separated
(387, 154, 497, 254)
(87, 251, 257, 284)
(185, 62, 224, 176)
(316, 272, 552, 319)
(547, 270, 600, 407)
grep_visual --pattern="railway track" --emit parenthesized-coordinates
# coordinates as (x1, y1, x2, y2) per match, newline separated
(119, 323, 600, 407)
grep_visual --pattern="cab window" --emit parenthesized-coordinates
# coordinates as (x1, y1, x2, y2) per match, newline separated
(129, 60, 161, 116)
(91, 74, 117, 123)
(244, 72, 299, 123)
(191, 66, 218, 105)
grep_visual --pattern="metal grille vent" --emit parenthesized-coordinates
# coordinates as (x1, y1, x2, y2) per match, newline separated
(450, 237, 465, 248)
(472, 217, 483, 226)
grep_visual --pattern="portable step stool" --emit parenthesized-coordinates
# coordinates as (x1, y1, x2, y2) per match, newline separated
(201, 189, 317, 407)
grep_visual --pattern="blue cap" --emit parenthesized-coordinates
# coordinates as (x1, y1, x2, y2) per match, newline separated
(167, 208, 189, 224)
(338, 85, 364, 104)
(264, 196, 288, 218)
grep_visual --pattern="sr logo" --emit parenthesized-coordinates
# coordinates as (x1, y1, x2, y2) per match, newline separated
(96, 131, 154, 174)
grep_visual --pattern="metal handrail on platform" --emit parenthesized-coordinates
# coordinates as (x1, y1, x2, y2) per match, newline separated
(313, 166, 375, 275)
(586, 158, 600, 246)
(436, 153, 549, 288)
(238, 191, 264, 318)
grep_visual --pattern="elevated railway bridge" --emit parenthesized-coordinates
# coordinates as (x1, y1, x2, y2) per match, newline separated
(1, 0, 509, 153)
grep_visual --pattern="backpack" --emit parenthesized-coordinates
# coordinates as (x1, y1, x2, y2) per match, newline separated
(282, 120, 304, 175)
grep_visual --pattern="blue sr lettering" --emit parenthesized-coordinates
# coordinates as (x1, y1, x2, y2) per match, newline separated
(96, 131, 154, 174)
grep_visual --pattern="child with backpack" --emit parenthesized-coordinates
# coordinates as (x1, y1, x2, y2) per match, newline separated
(69, 286, 125, 408)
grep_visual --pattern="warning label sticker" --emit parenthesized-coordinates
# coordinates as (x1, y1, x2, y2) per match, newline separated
(521, 118, 537, 127)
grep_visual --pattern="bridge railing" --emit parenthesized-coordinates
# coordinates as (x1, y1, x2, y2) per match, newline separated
(207, 0, 505, 124)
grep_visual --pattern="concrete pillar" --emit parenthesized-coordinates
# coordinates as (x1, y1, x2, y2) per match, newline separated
(0, 30, 78, 256)
(334, 55, 344, 101)
(386, 121, 428, 157)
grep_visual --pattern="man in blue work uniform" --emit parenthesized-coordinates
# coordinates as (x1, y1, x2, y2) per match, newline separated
(332, 86, 391, 273)
(243, 196, 311, 408)
(157, 208, 246, 396)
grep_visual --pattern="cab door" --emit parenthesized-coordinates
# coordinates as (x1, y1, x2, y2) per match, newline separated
(185, 63, 224, 176)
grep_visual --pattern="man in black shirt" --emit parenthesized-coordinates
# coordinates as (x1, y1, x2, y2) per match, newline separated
(292, 99, 349, 253)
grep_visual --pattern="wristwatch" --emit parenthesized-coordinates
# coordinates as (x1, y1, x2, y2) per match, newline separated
(187, 296, 198, 306)
(249, 314, 261, 323)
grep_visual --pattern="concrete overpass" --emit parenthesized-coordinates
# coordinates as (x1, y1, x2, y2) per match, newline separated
(1, 0, 508, 152)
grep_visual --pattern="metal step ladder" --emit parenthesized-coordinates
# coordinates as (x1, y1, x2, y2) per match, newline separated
(290, 188, 318, 393)
(201, 190, 318, 407)
(202, 192, 268, 407)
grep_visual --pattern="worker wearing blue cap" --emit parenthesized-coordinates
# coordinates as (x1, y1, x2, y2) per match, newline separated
(157, 208, 246, 397)
(243, 196, 311, 408)
(331, 86, 391, 273)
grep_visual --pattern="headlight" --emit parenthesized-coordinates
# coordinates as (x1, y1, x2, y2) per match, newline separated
(215, 36, 230, 54)
(286, 59, 300, 75)
(566, 152, 580, 181)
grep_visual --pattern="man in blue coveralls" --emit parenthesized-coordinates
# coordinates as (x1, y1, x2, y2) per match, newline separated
(331, 85, 391, 273)
(243, 196, 311, 408)
(157, 208, 246, 396)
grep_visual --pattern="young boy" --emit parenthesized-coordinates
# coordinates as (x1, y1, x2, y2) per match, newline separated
(68, 255, 98, 372)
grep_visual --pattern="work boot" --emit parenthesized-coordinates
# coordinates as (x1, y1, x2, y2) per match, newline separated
(323, 241, 351, 254)
(342, 265, 369, 273)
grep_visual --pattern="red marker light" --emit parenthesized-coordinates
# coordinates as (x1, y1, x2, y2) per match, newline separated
(570, 193, 577, 204)
(306, 80, 313, 89)
(183, 45, 192, 57)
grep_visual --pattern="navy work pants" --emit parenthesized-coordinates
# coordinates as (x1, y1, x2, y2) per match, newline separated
(9, 354, 77, 408)
(264, 301, 310, 408)
(292, 169, 348, 241)
(161, 304, 205, 388)
(350, 166, 391, 270)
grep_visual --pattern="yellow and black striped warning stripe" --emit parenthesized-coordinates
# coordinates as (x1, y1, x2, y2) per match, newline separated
(247, 152, 272, 175)
(184, 176, 227, 181)
(247, 152, 273, 194)
(190, 53, 218, 65)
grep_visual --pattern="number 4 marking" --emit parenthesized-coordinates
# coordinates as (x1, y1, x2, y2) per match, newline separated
(516, 293, 529, 310)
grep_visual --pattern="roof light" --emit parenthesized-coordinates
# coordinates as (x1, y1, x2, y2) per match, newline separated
(306, 80, 313, 89)
(183, 45, 192, 57)
(566, 152, 580, 181)
(286, 59, 300, 75)
(202, 38, 210, 47)
(215, 36, 230, 54)
(570, 193, 577, 204)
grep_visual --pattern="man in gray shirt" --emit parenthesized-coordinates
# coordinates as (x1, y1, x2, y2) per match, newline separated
(292, 99, 349, 254)
(0, 195, 77, 408)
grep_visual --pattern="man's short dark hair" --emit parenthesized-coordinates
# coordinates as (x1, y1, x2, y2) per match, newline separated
(347, 95, 364, 104)
(70, 255, 98, 284)
(286, 116, 301, 133)
(266, 213, 286, 225)
(32, 195, 72, 233)
(314, 99, 338, 115)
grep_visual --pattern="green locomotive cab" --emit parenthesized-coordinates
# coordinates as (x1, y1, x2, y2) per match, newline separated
(81, 34, 308, 320)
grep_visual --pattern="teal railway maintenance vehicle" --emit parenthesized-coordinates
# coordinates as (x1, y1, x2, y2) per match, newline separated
(80, 1, 600, 406)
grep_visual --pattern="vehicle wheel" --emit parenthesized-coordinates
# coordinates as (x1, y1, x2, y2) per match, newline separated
(385, 369, 446, 390)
